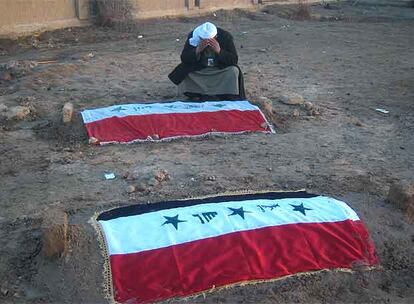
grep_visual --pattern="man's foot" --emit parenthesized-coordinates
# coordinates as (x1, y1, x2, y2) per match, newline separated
(200, 95, 220, 101)
(184, 92, 202, 101)
(184, 92, 222, 102)
(216, 94, 242, 101)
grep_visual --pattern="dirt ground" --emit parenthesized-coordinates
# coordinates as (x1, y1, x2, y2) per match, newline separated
(0, 0, 413, 303)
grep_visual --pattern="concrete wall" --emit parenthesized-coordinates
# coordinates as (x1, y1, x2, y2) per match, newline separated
(0, 0, 258, 37)
(132, 0, 257, 19)
(0, 0, 86, 37)
(0, 0, 268, 37)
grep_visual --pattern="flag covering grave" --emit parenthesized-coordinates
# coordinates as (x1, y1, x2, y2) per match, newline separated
(95, 191, 378, 303)
(81, 100, 274, 144)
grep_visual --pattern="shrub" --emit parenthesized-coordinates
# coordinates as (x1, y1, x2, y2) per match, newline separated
(94, 0, 135, 28)
(292, 0, 311, 21)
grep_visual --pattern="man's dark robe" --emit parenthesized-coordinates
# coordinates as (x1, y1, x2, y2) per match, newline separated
(168, 27, 246, 99)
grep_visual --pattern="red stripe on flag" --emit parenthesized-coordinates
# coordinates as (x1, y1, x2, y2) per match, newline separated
(109, 220, 377, 303)
(85, 110, 268, 143)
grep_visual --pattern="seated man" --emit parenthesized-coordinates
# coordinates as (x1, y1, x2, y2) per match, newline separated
(168, 22, 245, 101)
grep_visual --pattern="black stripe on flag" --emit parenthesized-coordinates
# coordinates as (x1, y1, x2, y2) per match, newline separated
(97, 191, 318, 221)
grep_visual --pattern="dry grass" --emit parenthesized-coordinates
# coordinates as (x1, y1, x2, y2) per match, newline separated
(291, 0, 311, 21)
(94, 0, 135, 30)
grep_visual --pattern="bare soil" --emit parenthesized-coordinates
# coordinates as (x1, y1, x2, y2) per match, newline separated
(1, 1, 413, 303)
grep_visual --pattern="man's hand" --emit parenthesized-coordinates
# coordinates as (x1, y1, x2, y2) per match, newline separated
(207, 38, 221, 54)
(196, 40, 209, 54)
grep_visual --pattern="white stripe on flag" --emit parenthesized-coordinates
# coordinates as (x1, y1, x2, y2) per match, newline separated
(81, 100, 260, 124)
(99, 196, 359, 256)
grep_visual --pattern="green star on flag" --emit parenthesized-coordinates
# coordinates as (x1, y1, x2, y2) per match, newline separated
(162, 215, 186, 230)
(228, 207, 251, 219)
(290, 203, 312, 216)
(111, 106, 127, 112)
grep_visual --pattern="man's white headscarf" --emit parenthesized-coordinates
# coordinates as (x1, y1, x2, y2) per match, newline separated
(189, 22, 218, 47)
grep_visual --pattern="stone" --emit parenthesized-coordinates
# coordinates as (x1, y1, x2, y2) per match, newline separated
(304, 101, 314, 111)
(309, 108, 320, 116)
(126, 185, 136, 194)
(148, 178, 158, 187)
(279, 93, 305, 105)
(0, 103, 7, 112)
(62, 102, 74, 123)
(42, 208, 68, 258)
(1, 286, 8, 296)
(0, 71, 13, 81)
(155, 169, 170, 183)
(206, 175, 216, 181)
(6, 106, 31, 120)
(387, 181, 414, 221)
(88, 137, 99, 145)
(136, 183, 148, 192)
(355, 120, 363, 127)
(293, 109, 300, 117)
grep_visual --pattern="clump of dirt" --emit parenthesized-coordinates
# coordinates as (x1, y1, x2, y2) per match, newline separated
(34, 113, 88, 147)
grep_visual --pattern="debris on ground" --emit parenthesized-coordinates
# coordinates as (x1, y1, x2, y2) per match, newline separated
(304, 101, 314, 111)
(308, 108, 321, 116)
(206, 175, 217, 181)
(375, 108, 389, 114)
(5, 106, 32, 120)
(82, 52, 95, 61)
(154, 169, 170, 183)
(104, 172, 116, 180)
(0, 103, 7, 113)
(293, 109, 300, 117)
(122, 171, 139, 181)
(136, 183, 148, 193)
(349, 116, 363, 127)
(0, 71, 13, 81)
(0, 286, 8, 296)
(88, 137, 99, 145)
(0, 60, 38, 79)
(126, 185, 136, 194)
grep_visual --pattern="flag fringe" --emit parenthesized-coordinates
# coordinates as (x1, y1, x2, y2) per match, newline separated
(177, 266, 379, 303)
(97, 128, 275, 146)
(89, 214, 116, 304)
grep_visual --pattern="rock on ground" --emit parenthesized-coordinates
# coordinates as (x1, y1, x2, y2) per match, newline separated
(0, 103, 7, 113)
(279, 93, 305, 105)
(6, 106, 32, 120)
(62, 102, 74, 123)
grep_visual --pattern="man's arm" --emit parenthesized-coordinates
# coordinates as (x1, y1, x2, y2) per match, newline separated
(180, 32, 199, 65)
(216, 32, 238, 66)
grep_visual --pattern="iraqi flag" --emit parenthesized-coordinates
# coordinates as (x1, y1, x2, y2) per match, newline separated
(81, 100, 274, 145)
(96, 192, 378, 303)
